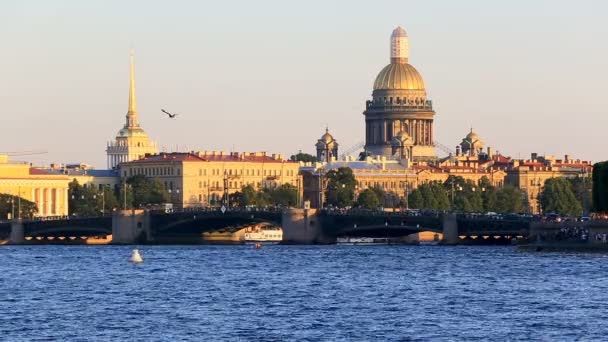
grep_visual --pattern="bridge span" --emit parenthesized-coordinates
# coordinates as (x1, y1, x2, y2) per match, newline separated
(1, 208, 534, 245)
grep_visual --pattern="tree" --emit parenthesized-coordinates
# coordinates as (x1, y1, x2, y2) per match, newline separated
(444, 176, 483, 213)
(593, 161, 608, 213)
(290, 153, 317, 163)
(325, 167, 357, 208)
(125, 175, 171, 208)
(494, 186, 525, 213)
(408, 182, 449, 210)
(569, 173, 593, 214)
(69, 180, 100, 216)
(540, 178, 582, 216)
(69, 180, 119, 215)
(0, 194, 37, 219)
(370, 186, 386, 207)
(357, 189, 380, 209)
(268, 184, 298, 207)
(239, 185, 258, 206)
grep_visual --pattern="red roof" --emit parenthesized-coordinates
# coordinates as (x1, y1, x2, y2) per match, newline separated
(29, 168, 55, 175)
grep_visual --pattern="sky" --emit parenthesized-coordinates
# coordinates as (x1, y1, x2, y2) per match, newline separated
(1, 0, 607, 168)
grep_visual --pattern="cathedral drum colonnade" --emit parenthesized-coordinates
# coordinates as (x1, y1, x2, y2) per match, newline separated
(364, 26, 436, 161)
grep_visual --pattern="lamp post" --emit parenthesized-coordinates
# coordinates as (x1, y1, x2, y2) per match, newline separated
(123, 182, 128, 210)
(99, 188, 106, 216)
(168, 188, 181, 209)
(580, 168, 588, 216)
(399, 181, 410, 211)
(317, 167, 328, 209)
(6, 195, 15, 220)
(17, 187, 21, 219)
(450, 178, 463, 212)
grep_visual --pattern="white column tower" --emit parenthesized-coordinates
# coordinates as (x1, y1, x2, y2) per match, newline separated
(390, 26, 409, 64)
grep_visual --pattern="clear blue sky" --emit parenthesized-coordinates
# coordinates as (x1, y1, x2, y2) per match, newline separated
(1, 0, 607, 167)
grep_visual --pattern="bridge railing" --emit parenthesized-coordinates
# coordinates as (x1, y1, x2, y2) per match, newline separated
(321, 208, 442, 218)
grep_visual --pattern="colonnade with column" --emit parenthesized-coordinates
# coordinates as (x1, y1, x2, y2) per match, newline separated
(31, 187, 69, 217)
(366, 118, 434, 146)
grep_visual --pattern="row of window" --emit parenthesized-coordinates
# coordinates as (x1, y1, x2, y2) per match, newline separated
(126, 167, 180, 178)
(201, 169, 296, 177)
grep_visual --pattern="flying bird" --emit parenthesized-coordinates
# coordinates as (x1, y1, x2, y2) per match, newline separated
(161, 109, 179, 118)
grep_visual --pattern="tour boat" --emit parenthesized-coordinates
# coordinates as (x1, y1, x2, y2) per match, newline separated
(244, 227, 283, 243)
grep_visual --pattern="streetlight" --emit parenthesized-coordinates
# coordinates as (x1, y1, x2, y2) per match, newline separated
(168, 188, 181, 209)
(449, 178, 463, 211)
(399, 181, 410, 211)
(317, 167, 328, 209)
(580, 168, 588, 216)
(5, 195, 15, 220)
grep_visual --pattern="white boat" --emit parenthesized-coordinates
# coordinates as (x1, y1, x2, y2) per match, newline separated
(244, 227, 282, 243)
(337, 237, 392, 245)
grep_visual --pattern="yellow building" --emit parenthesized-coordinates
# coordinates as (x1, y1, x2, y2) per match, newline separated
(106, 50, 158, 169)
(119, 151, 300, 208)
(301, 156, 506, 208)
(0, 155, 69, 217)
(505, 154, 592, 214)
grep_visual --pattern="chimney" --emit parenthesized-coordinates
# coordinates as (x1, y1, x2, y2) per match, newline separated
(531, 153, 538, 161)
(487, 147, 493, 158)
(564, 154, 570, 163)
(456, 146, 461, 156)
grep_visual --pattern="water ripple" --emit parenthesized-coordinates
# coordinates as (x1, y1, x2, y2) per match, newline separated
(1, 245, 607, 340)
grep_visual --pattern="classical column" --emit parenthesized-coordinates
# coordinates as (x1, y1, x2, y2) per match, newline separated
(64, 188, 69, 216)
(53, 188, 58, 215)
(383, 120, 387, 143)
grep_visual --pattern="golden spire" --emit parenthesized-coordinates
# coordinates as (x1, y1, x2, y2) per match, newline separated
(125, 49, 139, 128)
(128, 49, 137, 116)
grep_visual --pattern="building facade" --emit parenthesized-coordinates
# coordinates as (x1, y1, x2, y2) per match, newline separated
(119, 151, 300, 208)
(0, 155, 69, 217)
(106, 50, 158, 169)
(363, 26, 436, 161)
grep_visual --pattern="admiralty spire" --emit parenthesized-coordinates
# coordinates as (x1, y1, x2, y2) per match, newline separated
(106, 50, 158, 169)
(363, 26, 436, 161)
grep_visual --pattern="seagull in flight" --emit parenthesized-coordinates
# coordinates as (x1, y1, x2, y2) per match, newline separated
(161, 109, 179, 118)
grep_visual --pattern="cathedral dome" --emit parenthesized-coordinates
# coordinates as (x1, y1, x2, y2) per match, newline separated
(319, 128, 336, 144)
(373, 63, 426, 91)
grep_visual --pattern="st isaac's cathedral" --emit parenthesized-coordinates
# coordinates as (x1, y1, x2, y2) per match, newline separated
(305, 26, 594, 211)
(363, 26, 436, 161)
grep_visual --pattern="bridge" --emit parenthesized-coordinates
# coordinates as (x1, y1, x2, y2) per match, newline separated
(1, 208, 535, 245)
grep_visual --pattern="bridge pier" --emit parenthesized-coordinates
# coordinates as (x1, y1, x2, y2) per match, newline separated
(9, 219, 24, 245)
(441, 213, 459, 245)
(282, 208, 334, 244)
(112, 210, 150, 244)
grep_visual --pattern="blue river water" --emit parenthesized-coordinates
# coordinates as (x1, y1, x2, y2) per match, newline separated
(1, 245, 607, 341)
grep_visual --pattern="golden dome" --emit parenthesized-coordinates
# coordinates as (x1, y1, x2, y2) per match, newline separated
(373, 63, 425, 91)
(318, 128, 336, 144)
(465, 129, 480, 142)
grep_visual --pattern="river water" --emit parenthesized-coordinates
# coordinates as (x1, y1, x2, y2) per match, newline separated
(1, 245, 607, 341)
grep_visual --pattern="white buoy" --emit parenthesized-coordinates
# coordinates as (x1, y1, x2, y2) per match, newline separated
(131, 249, 143, 263)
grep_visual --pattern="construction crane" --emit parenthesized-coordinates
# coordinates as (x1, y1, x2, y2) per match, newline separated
(433, 142, 455, 157)
(0, 150, 48, 157)
(339, 141, 365, 160)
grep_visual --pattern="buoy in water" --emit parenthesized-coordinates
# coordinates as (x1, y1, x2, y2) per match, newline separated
(254, 243, 262, 249)
(131, 249, 144, 263)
